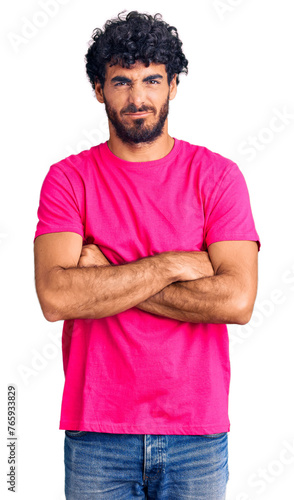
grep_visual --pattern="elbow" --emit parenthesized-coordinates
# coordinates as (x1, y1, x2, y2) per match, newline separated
(43, 307, 62, 323)
(230, 294, 254, 325)
(234, 309, 253, 326)
(44, 291, 68, 322)
(37, 290, 64, 323)
(233, 294, 255, 325)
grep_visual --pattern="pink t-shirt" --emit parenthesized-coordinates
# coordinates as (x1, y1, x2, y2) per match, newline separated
(34, 138, 260, 435)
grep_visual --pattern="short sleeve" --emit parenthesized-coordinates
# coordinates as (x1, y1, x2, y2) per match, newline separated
(34, 164, 84, 243)
(204, 162, 260, 251)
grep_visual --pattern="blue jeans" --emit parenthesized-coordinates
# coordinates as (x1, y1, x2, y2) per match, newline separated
(64, 431, 229, 499)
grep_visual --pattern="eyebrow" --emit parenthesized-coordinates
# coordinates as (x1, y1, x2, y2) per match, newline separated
(111, 74, 163, 84)
(143, 74, 163, 82)
(111, 76, 132, 84)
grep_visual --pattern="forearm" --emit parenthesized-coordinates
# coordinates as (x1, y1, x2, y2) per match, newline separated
(43, 253, 179, 322)
(136, 274, 250, 324)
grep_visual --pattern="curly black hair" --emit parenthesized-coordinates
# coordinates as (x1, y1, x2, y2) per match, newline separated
(85, 11, 188, 90)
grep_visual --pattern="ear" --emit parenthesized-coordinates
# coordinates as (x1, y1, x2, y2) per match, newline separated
(169, 74, 177, 101)
(94, 81, 104, 103)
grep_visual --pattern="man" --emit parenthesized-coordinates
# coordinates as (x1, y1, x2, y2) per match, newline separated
(34, 11, 260, 500)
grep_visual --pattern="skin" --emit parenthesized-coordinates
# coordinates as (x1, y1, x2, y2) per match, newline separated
(34, 61, 259, 324)
(94, 61, 177, 162)
(77, 240, 258, 324)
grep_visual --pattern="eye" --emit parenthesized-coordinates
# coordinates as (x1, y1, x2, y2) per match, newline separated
(114, 82, 128, 87)
(149, 80, 160, 85)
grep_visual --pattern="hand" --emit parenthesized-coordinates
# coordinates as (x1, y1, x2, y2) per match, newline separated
(165, 250, 215, 282)
(78, 244, 112, 268)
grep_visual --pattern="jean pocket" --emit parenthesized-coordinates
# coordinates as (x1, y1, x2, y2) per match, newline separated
(65, 430, 88, 437)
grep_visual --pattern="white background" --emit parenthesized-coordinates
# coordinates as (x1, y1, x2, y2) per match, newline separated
(1, 0, 294, 498)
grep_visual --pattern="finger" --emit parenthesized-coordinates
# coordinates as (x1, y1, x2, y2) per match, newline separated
(81, 244, 94, 250)
(82, 244, 103, 252)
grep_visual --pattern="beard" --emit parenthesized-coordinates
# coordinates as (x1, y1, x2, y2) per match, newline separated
(103, 95, 170, 145)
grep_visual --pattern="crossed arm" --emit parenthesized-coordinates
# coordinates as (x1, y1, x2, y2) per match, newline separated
(135, 240, 258, 323)
(34, 232, 258, 325)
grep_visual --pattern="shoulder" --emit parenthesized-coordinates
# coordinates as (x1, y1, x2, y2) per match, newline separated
(41, 143, 106, 196)
(175, 138, 239, 182)
(38, 143, 105, 200)
(48, 143, 103, 177)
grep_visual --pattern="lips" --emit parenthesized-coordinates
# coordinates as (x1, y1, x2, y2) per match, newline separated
(124, 112, 152, 117)
(121, 105, 155, 116)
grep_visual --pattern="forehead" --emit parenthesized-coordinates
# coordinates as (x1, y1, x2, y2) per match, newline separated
(105, 61, 168, 82)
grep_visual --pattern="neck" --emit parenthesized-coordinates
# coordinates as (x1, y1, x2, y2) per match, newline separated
(107, 123, 174, 162)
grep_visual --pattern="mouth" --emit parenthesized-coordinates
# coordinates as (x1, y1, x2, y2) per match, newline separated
(123, 111, 153, 118)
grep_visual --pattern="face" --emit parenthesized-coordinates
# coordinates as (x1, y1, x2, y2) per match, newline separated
(95, 62, 177, 145)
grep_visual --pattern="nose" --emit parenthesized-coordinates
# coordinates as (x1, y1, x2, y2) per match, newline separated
(127, 82, 146, 108)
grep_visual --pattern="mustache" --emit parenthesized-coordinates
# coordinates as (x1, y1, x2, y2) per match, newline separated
(121, 104, 156, 114)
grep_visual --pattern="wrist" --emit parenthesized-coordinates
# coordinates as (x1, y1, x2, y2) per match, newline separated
(152, 252, 182, 284)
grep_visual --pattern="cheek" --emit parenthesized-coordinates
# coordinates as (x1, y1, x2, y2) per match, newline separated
(149, 87, 170, 104)
(103, 85, 126, 105)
